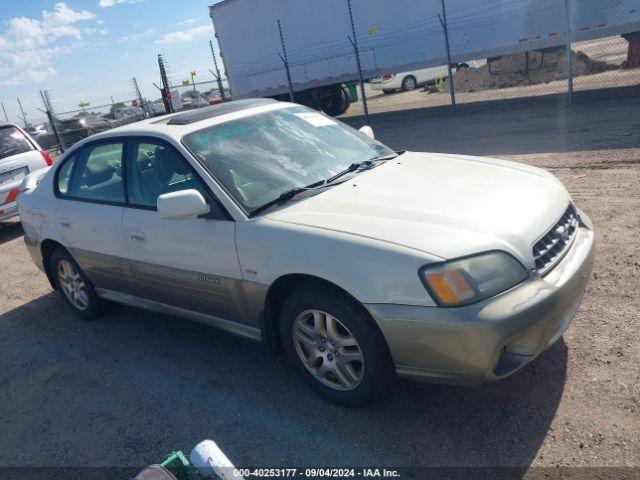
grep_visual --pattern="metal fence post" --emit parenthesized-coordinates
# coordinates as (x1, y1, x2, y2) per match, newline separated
(40, 90, 65, 152)
(17, 97, 28, 127)
(210, 40, 226, 101)
(132, 77, 147, 116)
(564, 0, 573, 104)
(158, 54, 173, 114)
(346, 0, 370, 125)
(1, 102, 8, 123)
(277, 19, 295, 103)
(438, 0, 457, 115)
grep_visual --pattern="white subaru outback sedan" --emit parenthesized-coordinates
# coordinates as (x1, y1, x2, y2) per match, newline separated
(18, 99, 595, 405)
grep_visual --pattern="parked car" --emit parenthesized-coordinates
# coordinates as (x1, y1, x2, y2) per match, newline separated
(1, 123, 54, 222)
(18, 99, 595, 405)
(25, 123, 58, 150)
(371, 63, 472, 93)
(371, 65, 449, 93)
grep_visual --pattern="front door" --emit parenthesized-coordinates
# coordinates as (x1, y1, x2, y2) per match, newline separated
(121, 138, 246, 324)
(54, 140, 128, 292)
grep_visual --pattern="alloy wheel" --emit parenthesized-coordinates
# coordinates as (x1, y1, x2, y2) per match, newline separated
(292, 309, 365, 391)
(57, 260, 89, 311)
(403, 76, 417, 91)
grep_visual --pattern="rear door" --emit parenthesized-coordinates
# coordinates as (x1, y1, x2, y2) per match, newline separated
(121, 138, 247, 324)
(54, 140, 129, 292)
(0, 125, 48, 218)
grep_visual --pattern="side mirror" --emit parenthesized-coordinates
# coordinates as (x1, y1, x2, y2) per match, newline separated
(157, 189, 210, 220)
(359, 125, 375, 140)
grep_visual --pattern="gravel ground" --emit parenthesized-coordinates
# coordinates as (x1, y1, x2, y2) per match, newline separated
(0, 92, 638, 477)
(344, 70, 640, 116)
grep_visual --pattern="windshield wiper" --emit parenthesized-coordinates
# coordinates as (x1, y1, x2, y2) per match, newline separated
(250, 180, 327, 217)
(324, 153, 398, 185)
(0, 147, 21, 158)
(250, 153, 398, 217)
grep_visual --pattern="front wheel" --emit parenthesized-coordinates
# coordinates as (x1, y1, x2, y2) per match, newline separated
(279, 284, 393, 406)
(51, 248, 106, 320)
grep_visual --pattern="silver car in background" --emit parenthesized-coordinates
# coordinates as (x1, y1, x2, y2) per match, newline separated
(18, 99, 595, 405)
(1, 124, 54, 222)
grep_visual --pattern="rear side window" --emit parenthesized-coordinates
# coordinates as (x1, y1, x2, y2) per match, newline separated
(0, 126, 34, 160)
(69, 142, 125, 203)
(56, 155, 76, 196)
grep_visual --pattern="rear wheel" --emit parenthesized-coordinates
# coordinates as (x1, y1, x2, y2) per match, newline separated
(401, 75, 417, 91)
(320, 87, 349, 116)
(51, 248, 105, 320)
(279, 284, 393, 405)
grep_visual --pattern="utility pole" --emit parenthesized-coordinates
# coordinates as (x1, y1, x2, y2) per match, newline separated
(209, 40, 226, 101)
(1, 102, 8, 123)
(17, 98, 28, 127)
(346, 0, 370, 126)
(277, 19, 295, 103)
(438, 0, 457, 115)
(564, 0, 573, 104)
(158, 54, 173, 113)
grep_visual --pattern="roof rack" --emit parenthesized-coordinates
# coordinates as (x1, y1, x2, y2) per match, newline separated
(166, 98, 277, 126)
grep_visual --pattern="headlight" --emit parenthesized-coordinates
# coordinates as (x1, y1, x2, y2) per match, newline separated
(419, 251, 528, 307)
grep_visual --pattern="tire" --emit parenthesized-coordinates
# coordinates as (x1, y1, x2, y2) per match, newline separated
(320, 89, 347, 117)
(382, 89, 395, 94)
(341, 86, 352, 113)
(279, 284, 393, 406)
(401, 75, 417, 92)
(50, 248, 106, 320)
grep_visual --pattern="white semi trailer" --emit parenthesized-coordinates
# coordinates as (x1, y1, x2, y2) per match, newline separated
(209, 0, 640, 115)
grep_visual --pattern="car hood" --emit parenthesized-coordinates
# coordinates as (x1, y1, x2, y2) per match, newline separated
(266, 152, 571, 268)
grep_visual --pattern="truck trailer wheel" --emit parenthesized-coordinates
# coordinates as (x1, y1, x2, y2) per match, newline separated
(321, 87, 349, 117)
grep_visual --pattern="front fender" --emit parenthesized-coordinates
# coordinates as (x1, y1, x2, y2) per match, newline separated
(235, 218, 441, 307)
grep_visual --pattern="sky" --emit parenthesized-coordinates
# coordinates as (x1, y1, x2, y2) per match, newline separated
(0, 0, 224, 124)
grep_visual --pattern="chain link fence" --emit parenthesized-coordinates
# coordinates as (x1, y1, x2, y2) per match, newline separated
(345, 0, 640, 116)
(34, 97, 155, 155)
(6, 0, 639, 152)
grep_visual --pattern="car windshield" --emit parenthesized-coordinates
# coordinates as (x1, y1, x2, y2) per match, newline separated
(182, 106, 394, 212)
(0, 126, 34, 160)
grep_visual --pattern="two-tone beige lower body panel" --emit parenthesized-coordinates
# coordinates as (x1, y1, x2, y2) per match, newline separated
(366, 219, 596, 384)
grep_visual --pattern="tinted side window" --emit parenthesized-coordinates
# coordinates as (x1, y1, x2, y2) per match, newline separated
(126, 141, 213, 209)
(56, 155, 76, 196)
(0, 126, 33, 160)
(70, 142, 125, 203)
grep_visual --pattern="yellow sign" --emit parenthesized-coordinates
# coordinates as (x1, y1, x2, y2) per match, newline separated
(78, 101, 90, 108)
(368, 27, 377, 35)
(182, 80, 190, 86)
(191, 70, 196, 77)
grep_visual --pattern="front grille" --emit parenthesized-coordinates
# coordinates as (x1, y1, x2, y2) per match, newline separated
(533, 205, 579, 274)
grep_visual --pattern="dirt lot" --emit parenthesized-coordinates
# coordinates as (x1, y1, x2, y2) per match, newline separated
(346, 68, 640, 116)
(0, 92, 638, 477)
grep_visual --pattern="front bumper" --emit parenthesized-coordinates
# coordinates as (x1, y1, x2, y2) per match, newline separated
(366, 212, 596, 384)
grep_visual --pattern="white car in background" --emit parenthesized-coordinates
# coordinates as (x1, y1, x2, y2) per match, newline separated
(371, 65, 450, 93)
(1, 124, 54, 222)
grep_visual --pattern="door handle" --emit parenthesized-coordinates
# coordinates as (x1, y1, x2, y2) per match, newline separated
(59, 218, 71, 228)
(130, 232, 147, 242)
